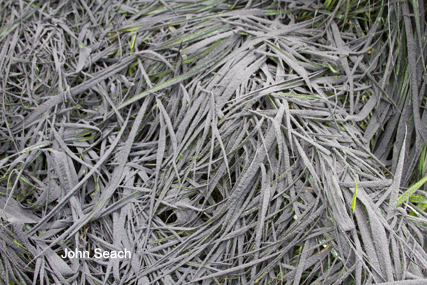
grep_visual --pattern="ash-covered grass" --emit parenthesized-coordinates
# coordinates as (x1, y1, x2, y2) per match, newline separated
(1, 0, 427, 284)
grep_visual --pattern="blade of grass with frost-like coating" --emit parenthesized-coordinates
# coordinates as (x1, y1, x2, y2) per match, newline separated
(387, 128, 407, 215)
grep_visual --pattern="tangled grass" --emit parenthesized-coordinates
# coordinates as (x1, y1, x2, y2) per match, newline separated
(0, 0, 427, 284)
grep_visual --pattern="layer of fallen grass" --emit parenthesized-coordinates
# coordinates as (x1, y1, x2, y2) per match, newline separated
(0, 0, 426, 284)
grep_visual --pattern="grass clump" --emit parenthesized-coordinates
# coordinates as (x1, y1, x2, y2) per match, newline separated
(0, 0, 426, 284)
